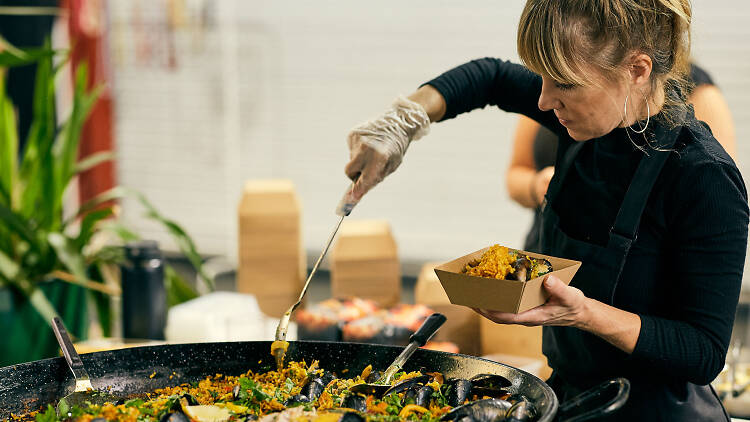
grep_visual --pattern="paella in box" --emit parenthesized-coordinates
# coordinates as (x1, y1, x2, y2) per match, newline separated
(434, 245, 581, 314)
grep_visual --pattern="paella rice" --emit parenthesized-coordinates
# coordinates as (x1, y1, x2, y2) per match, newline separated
(18, 360, 535, 422)
(463, 245, 552, 281)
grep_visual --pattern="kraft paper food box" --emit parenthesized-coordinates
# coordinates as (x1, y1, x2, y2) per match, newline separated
(434, 246, 582, 314)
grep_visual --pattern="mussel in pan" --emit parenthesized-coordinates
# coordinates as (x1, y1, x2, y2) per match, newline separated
(441, 398, 513, 421)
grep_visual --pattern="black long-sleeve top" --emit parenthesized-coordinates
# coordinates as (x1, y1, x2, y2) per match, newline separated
(426, 58, 749, 385)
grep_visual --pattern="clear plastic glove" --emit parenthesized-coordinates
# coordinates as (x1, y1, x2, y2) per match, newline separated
(342, 95, 430, 205)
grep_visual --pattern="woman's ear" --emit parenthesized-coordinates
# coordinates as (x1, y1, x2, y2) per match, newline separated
(629, 52, 653, 87)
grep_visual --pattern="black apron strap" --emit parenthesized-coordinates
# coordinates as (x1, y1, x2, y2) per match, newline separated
(607, 125, 682, 251)
(543, 141, 584, 206)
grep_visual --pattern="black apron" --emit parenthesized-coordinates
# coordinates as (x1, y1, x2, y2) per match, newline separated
(538, 123, 730, 421)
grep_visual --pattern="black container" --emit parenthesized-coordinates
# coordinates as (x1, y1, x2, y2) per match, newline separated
(120, 240, 166, 340)
(297, 321, 342, 342)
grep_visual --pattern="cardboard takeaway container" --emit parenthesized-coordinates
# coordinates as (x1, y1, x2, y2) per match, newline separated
(434, 246, 581, 314)
(330, 220, 401, 307)
(415, 262, 481, 355)
(237, 179, 306, 317)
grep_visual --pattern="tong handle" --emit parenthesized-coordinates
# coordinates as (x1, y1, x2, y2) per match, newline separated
(336, 180, 358, 216)
(52, 317, 90, 382)
(380, 313, 446, 384)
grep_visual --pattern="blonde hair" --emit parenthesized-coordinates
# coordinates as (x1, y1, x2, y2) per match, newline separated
(517, 0, 692, 124)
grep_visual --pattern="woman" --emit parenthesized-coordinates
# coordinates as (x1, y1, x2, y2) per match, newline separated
(509, 64, 738, 252)
(342, 0, 749, 420)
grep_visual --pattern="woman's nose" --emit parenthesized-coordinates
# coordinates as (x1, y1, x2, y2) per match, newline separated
(538, 77, 562, 111)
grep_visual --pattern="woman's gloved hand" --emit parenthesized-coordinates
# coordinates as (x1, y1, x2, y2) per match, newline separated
(343, 95, 431, 202)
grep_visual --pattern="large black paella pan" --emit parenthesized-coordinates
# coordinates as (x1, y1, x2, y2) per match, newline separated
(0, 341, 627, 421)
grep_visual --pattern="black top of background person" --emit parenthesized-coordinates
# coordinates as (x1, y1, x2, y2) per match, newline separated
(424, 57, 748, 387)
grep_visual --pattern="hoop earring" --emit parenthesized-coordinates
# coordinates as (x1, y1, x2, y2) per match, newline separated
(623, 93, 650, 134)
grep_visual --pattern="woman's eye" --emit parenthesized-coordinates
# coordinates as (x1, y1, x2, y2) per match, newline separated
(555, 82, 576, 91)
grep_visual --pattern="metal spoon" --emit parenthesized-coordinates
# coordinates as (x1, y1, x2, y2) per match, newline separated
(51, 317, 118, 416)
(272, 182, 358, 369)
(349, 312, 446, 397)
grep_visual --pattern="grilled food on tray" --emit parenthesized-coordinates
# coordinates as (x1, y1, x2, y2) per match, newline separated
(296, 298, 379, 342)
(463, 245, 552, 282)
(26, 360, 537, 422)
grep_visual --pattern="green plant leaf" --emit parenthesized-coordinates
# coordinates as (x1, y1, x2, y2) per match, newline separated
(19, 42, 57, 230)
(0, 35, 56, 67)
(85, 244, 127, 265)
(99, 221, 140, 243)
(0, 248, 20, 280)
(75, 151, 115, 175)
(76, 207, 114, 250)
(54, 64, 102, 192)
(0, 72, 18, 207)
(34, 404, 58, 422)
(135, 192, 215, 291)
(0, 201, 37, 246)
(64, 186, 129, 228)
(0, 177, 8, 206)
(47, 232, 87, 283)
(26, 285, 62, 331)
(164, 265, 198, 307)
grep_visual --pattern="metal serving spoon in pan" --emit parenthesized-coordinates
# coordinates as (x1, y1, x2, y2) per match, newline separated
(349, 312, 447, 397)
(51, 317, 118, 416)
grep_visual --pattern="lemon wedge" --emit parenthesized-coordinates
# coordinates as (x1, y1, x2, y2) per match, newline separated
(183, 405, 232, 422)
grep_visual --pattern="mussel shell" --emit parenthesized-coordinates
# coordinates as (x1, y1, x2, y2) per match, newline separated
(338, 412, 365, 422)
(301, 378, 326, 401)
(440, 398, 513, 421)
(320, 370, 336, 386)
(159, 413, 190, 422)
(446, 379, 472, 407)
(416, 385, 434, 408)
(404, 386, 419, 404)
(469, 374, 512, 390)
(508, 257, 532, 282)
(470, 386, 510, 399)
(505, 399, 537, 422)
(533, 259, 552, 277)
(505, 393, 530, 404)
(382, 374, 431, 396)
(342, 394, 367, 412)
(284, 393, 310, 406)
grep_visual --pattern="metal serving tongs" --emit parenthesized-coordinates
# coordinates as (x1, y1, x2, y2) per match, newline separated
(51, 317, 118, 416)
(271, 182, 359, 370)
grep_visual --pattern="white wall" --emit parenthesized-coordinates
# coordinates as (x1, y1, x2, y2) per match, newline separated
(110, 1, 750, 277)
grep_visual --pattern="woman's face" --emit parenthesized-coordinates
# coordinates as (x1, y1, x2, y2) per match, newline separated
(538, 72, 628, 141)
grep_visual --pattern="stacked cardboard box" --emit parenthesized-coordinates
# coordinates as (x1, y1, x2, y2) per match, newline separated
(414, 262, 481, 355)
(330, 220, 400, 307)
(480, 318, 552, 379)
(237, 180, 306, 317)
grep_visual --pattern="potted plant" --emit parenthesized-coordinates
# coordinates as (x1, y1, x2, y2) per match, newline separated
(0, 44, 213, 366)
